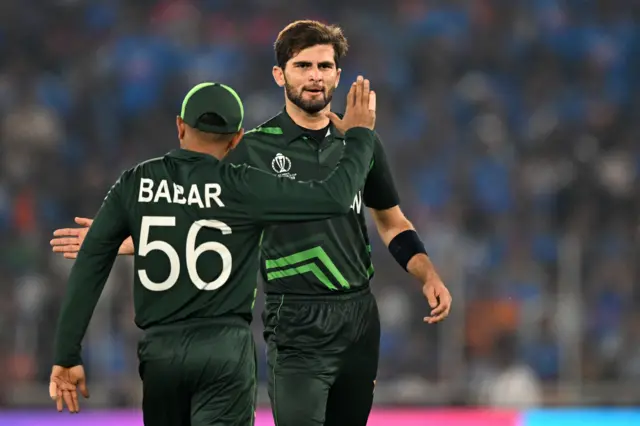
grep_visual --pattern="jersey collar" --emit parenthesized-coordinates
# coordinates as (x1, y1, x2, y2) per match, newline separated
(277, 107, 345, 144)
(167, 148, 220, 163)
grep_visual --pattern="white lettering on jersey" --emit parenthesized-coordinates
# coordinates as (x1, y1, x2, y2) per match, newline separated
(138, 179, 224, 208)
(153, 179, 171, 203)
(351, 191, 362, 214)
(205, 184, 225, 207)
(173, 183, 187, 204)
(139, 178, 154, 202)
(187, 184, 204, 208)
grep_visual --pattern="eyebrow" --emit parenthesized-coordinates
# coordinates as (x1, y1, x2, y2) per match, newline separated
(292, 60, 335, 67)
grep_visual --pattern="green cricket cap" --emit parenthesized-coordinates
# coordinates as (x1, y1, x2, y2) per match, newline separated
(180, 82, 244, 134)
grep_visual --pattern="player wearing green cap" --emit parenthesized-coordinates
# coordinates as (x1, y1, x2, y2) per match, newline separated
(48, 79, 377, 426)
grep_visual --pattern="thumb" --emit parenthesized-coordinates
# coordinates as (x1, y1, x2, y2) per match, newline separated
(75, 217, 93, 227)
(425, 285, 438, 308)
(49, 381, 58, 400)
(326, 111, 341, 125)
(78, 378, 90, 399)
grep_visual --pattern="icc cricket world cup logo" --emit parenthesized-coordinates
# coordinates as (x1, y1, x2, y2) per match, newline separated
(272, 153, 292, 174)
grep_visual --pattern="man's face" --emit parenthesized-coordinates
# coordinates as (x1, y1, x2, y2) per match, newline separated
(280, 44, 341, 114)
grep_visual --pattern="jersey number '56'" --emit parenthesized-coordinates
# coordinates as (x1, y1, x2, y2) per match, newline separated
(137, 216, 232, 292)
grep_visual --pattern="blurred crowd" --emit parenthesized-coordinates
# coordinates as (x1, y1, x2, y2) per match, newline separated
(1, 0, 639, 407)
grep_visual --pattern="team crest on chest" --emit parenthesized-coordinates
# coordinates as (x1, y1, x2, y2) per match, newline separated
(272, 153, 296, 179)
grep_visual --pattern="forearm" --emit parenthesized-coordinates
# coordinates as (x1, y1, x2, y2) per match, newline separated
(242, 127, 375, 222)
(55, 246, 117, 367)
(382, 224, 437, 283)
(407, 253, 439, 284)
(377, 218, 413, 246)
(324, 127, 376, 208)
(54, 174, 130, 365)
(54, 246, 119, 366)
(373, 208, 433, 282)
(373, 208, 451, 319)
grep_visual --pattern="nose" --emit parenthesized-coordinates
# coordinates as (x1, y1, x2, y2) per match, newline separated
(308, 65, 323, 81)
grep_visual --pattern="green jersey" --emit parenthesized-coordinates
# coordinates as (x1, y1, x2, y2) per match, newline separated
(224, 110, 400, 295)
(53, 127, 375, 367)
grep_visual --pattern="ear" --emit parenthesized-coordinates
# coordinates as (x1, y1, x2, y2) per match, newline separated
(272, 66, 285, 87)
(176, 116, 186, 140)
(229, 128, 245, 150)
(335, 67, 342, 89)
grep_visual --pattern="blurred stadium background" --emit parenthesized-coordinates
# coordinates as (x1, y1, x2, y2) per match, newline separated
(1, 0, 640, 425)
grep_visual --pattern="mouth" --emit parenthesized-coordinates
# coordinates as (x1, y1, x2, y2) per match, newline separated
(304, 88, 324, 94)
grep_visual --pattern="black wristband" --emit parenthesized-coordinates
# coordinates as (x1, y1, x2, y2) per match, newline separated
(388, 229, 427, 271)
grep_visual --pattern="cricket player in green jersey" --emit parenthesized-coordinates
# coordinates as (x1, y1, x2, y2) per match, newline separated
(48, 79, 378, 426)
(51, 20, 452, 426)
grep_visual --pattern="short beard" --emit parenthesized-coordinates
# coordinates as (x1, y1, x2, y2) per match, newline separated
(285, 79, 335, 114)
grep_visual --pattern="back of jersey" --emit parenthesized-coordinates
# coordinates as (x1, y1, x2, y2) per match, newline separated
(124, 150, 261, 329)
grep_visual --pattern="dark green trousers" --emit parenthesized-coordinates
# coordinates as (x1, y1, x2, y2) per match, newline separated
(263, 287, 380, 426)
(138, 317, 257, 426)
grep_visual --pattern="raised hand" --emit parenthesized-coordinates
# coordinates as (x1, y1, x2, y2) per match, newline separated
(326, 75, 376, 133)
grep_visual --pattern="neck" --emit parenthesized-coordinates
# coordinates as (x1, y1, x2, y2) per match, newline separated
(285, 98, 330, 130)
(181, 140, 227, 160)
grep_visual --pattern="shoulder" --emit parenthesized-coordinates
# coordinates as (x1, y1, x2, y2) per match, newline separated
(120, 155, 167, 183)
(243, 115, 284, 143)
(230, 114, 286, 166)
(131, 155, 166, 172)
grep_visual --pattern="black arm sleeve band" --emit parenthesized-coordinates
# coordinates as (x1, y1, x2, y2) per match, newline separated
(388, 229, 427, 271)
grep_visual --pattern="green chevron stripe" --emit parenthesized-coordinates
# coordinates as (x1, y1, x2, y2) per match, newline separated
(266, 263, 337, 290)
(265, 246, 349, 289)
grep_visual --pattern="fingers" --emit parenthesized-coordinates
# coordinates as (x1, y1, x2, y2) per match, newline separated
(52, 244, 81, 254)
(355, 76, 364, 106)
(424, 288, 452, 324)
(62, 388, 77, 413)
(346, 76, 373, 110)
(346, 81, 356, 108)
(56, 390, 63, 412)
(71, 389, 80, 412)
(430, 300, 447, 317)
(427, 311, 449, 324)
(78, 379, 90, 399)
(425, 285, 438, 308)
(369, 90, 376, 112)
(51, 380, 80, 413)
(51, 238, 80, 248)
(74, 217, 93, 226)
(52, 228, 83, 238)
(369, 90, 376, 127)
(426, 303, 447, 324)
(49, 381, 57, 401)
(326, 111, 341, 125)
(362, 77, 370, 108)
(51, 228, 85, 258)
(52, 219, 91, 243)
